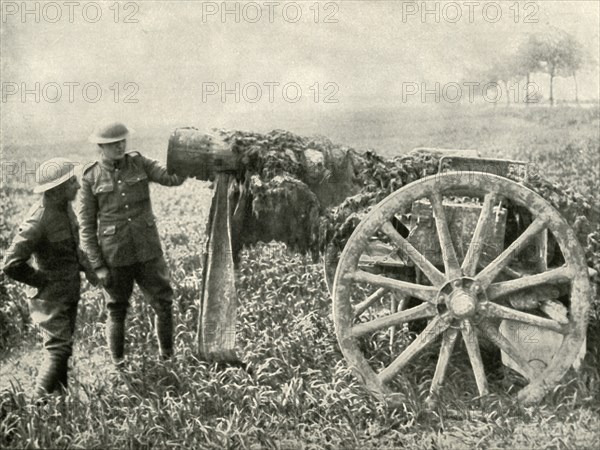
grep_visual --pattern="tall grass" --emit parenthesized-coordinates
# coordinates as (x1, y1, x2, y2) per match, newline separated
(1, 241, 598, 448)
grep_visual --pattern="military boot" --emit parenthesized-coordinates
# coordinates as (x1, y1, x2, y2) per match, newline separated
(155, 311, 173, 359)
(56, 363, 69, 391)
(106, 315, 126, 366)
(34, 354, 66, 398)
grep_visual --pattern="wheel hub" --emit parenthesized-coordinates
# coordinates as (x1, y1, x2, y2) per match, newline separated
(448, 290, 477, 318)
(437, 277, 486, 319)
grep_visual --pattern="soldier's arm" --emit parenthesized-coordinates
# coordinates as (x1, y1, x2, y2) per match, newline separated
(2, 211, 47, 288)
(79, 174, 105, 270)
(141, 155, 185, 186)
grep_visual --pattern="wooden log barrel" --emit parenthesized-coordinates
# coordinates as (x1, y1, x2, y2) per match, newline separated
(167, 128, 239, 181)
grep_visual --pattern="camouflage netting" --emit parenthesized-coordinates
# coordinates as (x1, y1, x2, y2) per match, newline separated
(213, 129, 599, 305)
(216, 130, 443, 255)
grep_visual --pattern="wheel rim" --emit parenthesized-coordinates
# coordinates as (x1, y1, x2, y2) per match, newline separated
(332, 172, 591, 405)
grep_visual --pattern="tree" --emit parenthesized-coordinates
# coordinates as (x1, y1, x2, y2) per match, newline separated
(482, 55, 520, 106)
(514, 37, 543, 106)
(519, 28, 585, 106)
(560, 33, 584, 104)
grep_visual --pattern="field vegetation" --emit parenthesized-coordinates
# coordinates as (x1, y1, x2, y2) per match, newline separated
(1, 106, 599, 449)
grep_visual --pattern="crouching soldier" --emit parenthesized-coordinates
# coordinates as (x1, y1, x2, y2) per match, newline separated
(2, 158, 98, 397)
(79, 121, 185, 367)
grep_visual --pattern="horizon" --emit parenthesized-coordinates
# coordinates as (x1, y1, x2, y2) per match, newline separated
(1, 1, 599, 147)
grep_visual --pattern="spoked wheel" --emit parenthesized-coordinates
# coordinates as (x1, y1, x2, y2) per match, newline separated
(332, 172, 591, 405)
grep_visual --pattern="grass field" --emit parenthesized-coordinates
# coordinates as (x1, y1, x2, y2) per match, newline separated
(1, 105, 599, 449)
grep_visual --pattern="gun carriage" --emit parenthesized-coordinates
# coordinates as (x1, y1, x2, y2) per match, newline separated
(167, 128, 592, 405)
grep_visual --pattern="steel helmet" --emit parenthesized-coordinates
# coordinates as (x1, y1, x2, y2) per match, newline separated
(88, 121, 134, 144)
(34, 158, 77, 193)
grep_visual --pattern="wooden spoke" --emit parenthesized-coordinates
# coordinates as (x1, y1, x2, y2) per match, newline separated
(476, 217, 547, 287)
(347, 270, 438, 304)
(379, 315, 450, 384)
(461, 193, 498, 277)
(480, 302, 565, 334)
(351, 303, 437, 338)
(477, 321, 536, 380)
(381, 221, 446, 286)
(487, 266, 573, 301)
(429, 327, 459, 394)
(461, 320, 489, 396)
(354, 288, 387, 317)
(430, 191, 461, 279)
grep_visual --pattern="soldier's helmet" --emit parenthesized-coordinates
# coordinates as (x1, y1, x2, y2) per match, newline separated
(34, 158, 77, 193)
(88, 121, 134, 144)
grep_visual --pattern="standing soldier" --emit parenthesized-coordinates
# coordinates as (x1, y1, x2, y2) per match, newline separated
(79, 122, 185, 367)
(3, 158, 97, 397)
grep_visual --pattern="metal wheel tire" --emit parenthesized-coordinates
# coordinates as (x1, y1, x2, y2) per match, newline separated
(332, 172, 591, 405)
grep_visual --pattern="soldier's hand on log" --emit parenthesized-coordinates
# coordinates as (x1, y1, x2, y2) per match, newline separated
(95, 267, 110, 287)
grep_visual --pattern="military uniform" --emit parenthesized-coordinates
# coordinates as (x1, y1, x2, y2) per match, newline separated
(79, 151, 184, 362)
(3, 197, 94, 395)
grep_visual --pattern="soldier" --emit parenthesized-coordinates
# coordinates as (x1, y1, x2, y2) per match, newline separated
(3, 158, 98, 397)
(79, 121, 185, 367)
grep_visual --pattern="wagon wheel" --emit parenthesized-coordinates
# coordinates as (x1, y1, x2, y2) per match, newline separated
(332, 172, 591, 405)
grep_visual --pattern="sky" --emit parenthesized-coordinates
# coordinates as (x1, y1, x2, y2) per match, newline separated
(1, 0, 599, 145)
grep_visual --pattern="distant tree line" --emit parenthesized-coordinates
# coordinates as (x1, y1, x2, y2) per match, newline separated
(484, 27, 589, 106)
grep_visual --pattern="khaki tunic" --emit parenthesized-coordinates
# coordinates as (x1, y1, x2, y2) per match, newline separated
(3, 198, 88, 292)
(2, 198, 91, 357)
(79, 152, 184, 269)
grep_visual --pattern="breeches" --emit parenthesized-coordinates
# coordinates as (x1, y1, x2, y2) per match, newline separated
(103, 256, 174, 317)
(28, 275, 80, 395)
(29, 275, 80, 358)
(102, 256, 174, 359)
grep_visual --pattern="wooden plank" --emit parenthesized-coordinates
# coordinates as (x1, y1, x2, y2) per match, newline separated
(199, 173, 240, 361)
